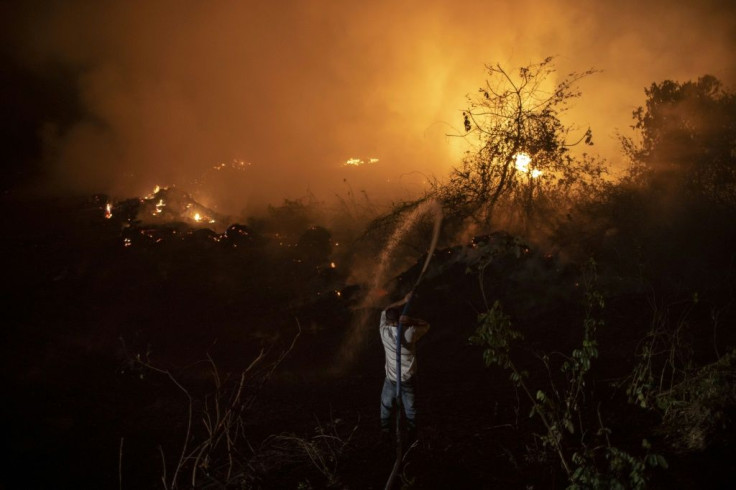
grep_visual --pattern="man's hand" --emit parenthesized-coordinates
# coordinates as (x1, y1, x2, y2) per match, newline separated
(387, 290, 414, 309)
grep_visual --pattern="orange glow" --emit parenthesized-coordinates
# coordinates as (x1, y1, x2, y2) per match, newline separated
(194, 213, 202, 222)
(344, 157, 379, 167)
(213, 159, 252, 171)
(514, 153, 542, 178)
(105, 203, 112, 219)
(20, 1, 735, 213)
(145, 186, 162, 200)
(154, 199, 165, 216)
(514, 153, 531, 172)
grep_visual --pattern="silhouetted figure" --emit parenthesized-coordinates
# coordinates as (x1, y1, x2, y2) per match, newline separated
(379, 292, 430, 442)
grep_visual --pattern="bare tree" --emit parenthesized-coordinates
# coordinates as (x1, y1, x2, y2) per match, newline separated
(440, 57, 606, 233)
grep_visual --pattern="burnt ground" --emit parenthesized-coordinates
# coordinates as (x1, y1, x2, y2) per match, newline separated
(1, 195, 735, 489)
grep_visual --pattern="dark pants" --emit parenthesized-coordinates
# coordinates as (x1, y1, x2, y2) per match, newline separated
(380, 377, 416, 431)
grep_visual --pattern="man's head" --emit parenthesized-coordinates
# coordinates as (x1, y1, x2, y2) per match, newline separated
(385, 306, 402, 325)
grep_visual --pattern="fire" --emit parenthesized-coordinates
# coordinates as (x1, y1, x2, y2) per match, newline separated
(154, 199, 165, 216)
(344, 157, 379, 166)
(105, 203, 113, 219)
(514, 153, 531, 172)
(514, 153, 542, 178)
(213, 159, 252, 171)
(194, 213, 202, 222)
(145, 185, 162, 200)
(330, 262, 336, 268)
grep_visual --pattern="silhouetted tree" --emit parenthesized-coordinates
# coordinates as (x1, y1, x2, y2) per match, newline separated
(622, 75, 736, 207)
(440, 57, 607, 233)
(567, 75, 736, 289)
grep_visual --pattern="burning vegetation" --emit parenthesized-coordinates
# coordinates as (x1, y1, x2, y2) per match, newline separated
(3, 59, 736, 489)
(344, 157, 380, 167)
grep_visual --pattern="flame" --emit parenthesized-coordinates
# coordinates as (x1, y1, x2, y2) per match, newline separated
(514, 153, 542, 178)
(154, 199, 165, 216)
(344, 157, 379, 166)
(514, 153, 531, 172)
(194, 213, 202, 222)
(145, 185, 162, 200)
(105, 203, 113, 219)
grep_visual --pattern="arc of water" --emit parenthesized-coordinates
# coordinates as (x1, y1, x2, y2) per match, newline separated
(386, 201, 442, 490)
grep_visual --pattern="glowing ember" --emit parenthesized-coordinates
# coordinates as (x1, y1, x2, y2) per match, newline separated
(344, 157, 379, 166)
(194, 213, 202, 222)
(330, 262, 336, 268)
(145, 185, 162, 200)
(154, 199, 165, 215)
(105, 203, 113, 219)
(213, 159, 252, 171)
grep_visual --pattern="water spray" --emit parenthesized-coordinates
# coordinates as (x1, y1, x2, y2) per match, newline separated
(334, 200, 443, 373)
(386, 201, 442, 490)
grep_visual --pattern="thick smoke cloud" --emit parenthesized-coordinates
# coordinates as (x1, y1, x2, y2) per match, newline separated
(5, 0, 736, 214)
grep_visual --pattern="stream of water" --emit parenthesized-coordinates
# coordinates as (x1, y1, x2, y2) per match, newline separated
(333, 199, 443, 372)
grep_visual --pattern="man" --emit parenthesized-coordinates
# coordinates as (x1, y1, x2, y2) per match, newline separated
(379, 292, 430, 441)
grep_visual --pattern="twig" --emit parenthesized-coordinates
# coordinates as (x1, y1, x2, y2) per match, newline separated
(158, 445, 168, 490)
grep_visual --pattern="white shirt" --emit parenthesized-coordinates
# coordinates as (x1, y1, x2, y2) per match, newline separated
(379, 309, 430, 382)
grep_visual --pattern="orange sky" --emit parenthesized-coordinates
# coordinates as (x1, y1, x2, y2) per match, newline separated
(6, 0, 736, 215)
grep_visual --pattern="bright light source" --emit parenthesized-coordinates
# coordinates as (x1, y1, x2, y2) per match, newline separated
(514, 153, 531, 173)
(514, 153, 542, 178)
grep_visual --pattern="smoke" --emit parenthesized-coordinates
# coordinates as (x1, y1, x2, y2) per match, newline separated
(334, 198, 443, 372)
(5, 0, 736, 213)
